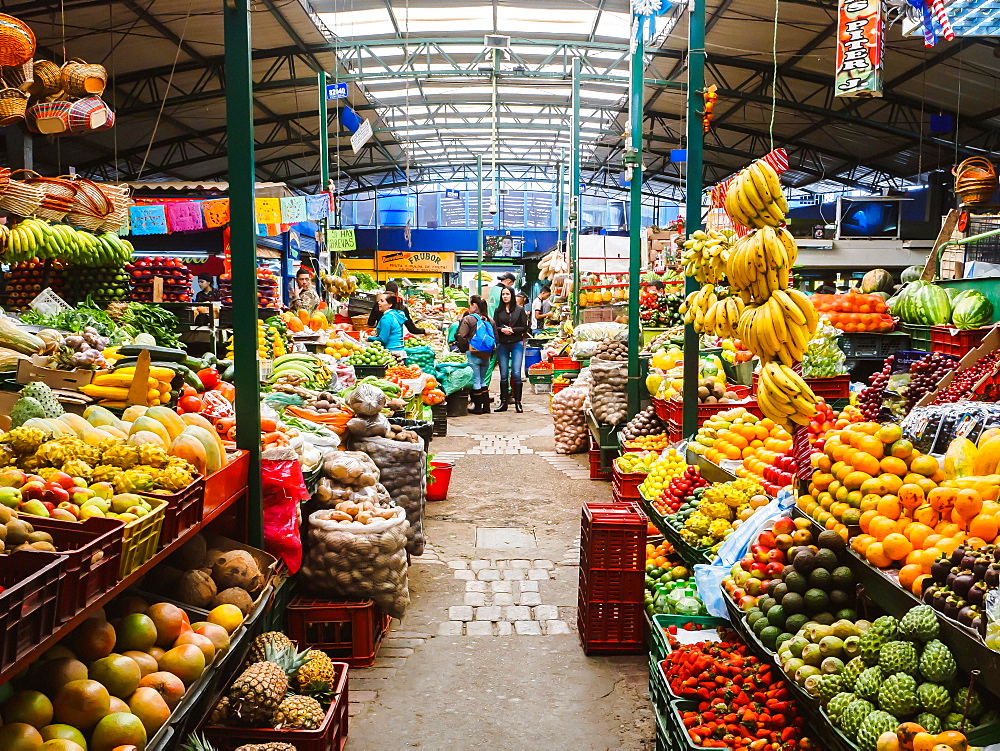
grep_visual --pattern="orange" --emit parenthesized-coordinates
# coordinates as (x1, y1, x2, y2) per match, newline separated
(842, 508, 862, 526)
(865, 541, 892, 568)
(928, 487, 956, 513)
(812, 473, 834, 492)
(852, 534, 876, 555)
(876, 496, 901, 520)
(968, 513, 999, 542)
(725, 445, 742, 461)
(883, 532, 914, 561)
(890, 438, 915, 458)
(879, 456, 907, 476)
(904, 522, 934, 549)
(858, 435, 884, 459)
(936, 521, 961, 537)
(913, 504, 939, 528)
(910, 454, 940, 477)
(828, 480, 843, 498)
(877, 424, 903, 443)
(904, 549, 924, 566)
(871, 516, 898, 541)
(833, 461, 852, 481)
(898, 563, 923, 590)
(937, 537, 961, 556)
(852, 452, 881, 477)
(859, 510, 878, 534)
(860, 477, 888, 496)
(898, 484, 925, 511)
(965, 536, 988, 549)
(912, 573, 930, 596)
(920, 547, 942, 573)
(922, 534, 943, 550)
(860, 494, 881, 512)
(847, 490, 864, 508)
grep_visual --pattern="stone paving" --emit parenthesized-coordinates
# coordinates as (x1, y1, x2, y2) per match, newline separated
(537, 449, 593, 480)
(465, 433, 534, 455)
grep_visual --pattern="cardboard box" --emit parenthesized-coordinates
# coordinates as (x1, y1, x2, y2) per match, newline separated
(915, 324, 1000, 408)
(0, 388, 91, 431)
(15, 357, 108, 389)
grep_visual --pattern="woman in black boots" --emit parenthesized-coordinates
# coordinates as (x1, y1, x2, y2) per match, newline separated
(454, 295, 496, 414)
(493, 286, 528, 413)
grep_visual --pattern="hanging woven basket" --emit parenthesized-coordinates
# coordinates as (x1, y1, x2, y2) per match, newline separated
(953, 157, 999, 206)
(67, 95, 112, 133)
(65, 178, 114, 231)
(0, 173, 44, 217)
(21, 171, 79, 222)
(28, 59, 61, 96)
(25, 99, 71, 134)
(61, 58, 107, 97)
(0, 14, 35, 68)
(0, 86, 27, 126)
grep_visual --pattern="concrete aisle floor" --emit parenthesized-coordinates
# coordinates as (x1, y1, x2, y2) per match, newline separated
(345, 381, 653, 750)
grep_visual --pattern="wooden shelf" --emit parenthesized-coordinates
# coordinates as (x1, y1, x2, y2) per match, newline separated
(0, 490, 246, 685)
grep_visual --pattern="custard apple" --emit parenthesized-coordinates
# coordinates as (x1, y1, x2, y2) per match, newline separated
(879, 640, 919, 677)
(953, 687, 983, 720)
(943, 712, 966, 731)
(919, 639, 956, 683)
(855, 666, 883, 701)
(915, 712, 942, 734)
(840, 656, 866, 692)
(860, 616, 898, 665)
(857, 710, 899, 751)
(877, 672, 918, 718)
(917, 682, 951, 717)
(899, 604, 939, 642)
(841, 698, 876, 737)
(827, 692, 856, 724)
(817, 674, 843, 703)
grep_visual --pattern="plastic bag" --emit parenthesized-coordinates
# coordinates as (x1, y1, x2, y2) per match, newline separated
(347, 382, 386, 416)
(571, 322, 627, 341)
(261, 458, 310, 573)
(569, 340, 600, 360)
(903, 401, 1000, 454)
(694, 563, 732, 620)
(590, 358, 629, 426)
(300, 506, 411, 618)
(353, 435, 427, 555)
(322, 450, 380, 488)
(714, 487, 795, 567)
(802, 318, 847, 378)
(551, 384, 589, 454)
(436, 361, 474, 395)
(405, 344, 435, 372)
(332, 362, 356, 388)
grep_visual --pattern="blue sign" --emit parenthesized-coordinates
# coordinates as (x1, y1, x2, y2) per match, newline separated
(670, 149, 687, 163)
(326, 82, 348, 100)
(445, 189, 461, 199)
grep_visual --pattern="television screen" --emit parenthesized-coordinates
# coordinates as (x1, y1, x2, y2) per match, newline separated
(486, 233, 523, 258)
(839, 200, 900, 238)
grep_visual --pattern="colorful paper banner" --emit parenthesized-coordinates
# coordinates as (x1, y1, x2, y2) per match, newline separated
(255, 197, 282, 224)
(306, 194, 330, 220)
(165, 201, 205, 232)
(836, 0, 884, 98)
(128, 204, 168, 235)
(280, 196, 308, 224)
(202, 198, 230, 228)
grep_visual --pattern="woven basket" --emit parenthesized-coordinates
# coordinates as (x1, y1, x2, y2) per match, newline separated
(66, 178, 114, 231)
(28, 59, 60, 96)
(0, 58, 32, 90)
(97, 182, 130, 232)
(61, 59, 106, 97)
(94, 107, 115, 131)
(67, 96, 111, 133)
(21, 171, 78, 222)
(26, 99, 71, 134)
(954, 157, 998, 206)
(0, 175, 43, 217)
(0, 86, 27, 126)
(0, 14, 35, 68)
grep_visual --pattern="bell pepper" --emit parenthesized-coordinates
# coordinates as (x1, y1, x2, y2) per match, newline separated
(198, 366, 221, 390)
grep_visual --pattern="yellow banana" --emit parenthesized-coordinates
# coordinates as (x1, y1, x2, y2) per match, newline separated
(777, 227, 798, 267)
(726, 185, 751, 227)
(741, 170, 768, 213)
(787, 288, 819, 333)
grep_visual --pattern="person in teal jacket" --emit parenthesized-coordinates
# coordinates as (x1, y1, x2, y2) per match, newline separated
(369, 293, 408, 360)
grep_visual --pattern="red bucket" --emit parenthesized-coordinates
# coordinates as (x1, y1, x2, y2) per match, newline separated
(427, 460, 454, 501)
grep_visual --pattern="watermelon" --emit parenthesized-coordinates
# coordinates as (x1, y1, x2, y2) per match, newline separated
(901, 265, 925, 283)
(943, 287, 961, 301)
(916, 283, 952, 325)
(861, 268, 894, 293)
(952, 293, 993, 329)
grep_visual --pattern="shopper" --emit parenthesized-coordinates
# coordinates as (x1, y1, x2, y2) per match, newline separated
(194, 274, 219, 303)
(455, 295, 496, 414)
(493, 286, 529, 413)
(369, 293, 408, 361)
(367, 281, 425, 334)
(289, 267, 320, 312)
(488, 272, 516, 316)
(530, 285, 551, 334)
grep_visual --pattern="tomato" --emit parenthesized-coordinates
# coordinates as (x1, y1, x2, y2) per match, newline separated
(181, 384, 198, 399)
(214, 381, 236, 402)
(178, 395, 204, 413)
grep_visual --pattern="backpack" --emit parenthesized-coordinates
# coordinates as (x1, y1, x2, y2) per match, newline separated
(469, 314, 496, 353)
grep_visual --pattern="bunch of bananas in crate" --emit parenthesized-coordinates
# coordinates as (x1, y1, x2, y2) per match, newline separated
(681, 228, 733, 284)
(724, 161, 788, 229)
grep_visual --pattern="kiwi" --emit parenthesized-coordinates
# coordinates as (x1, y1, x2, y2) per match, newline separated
(5, 518, 31, 546)
(27, 531, 53, 544)
(0, 505, 13, 524)
(29, 541, 56, 551)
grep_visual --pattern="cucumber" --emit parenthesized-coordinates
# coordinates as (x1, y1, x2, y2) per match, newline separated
(183, 356, 208, 371)
(118, 344, 188, 362)
(222, 364, 235, 381)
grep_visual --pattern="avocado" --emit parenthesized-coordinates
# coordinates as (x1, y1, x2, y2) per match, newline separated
(785, 613, 809, 635)
(780, 592, 805, 615)
(804, 588, 830, 614)
(809, 568, 833, 590)
(793, 550, 817, 573)
(771, 582, 789, 601)
(818, 529, 847, 552)
(784, 570, 808, 594)
(829, 589, 851, 608)
(760, 626, 781, 650)
(814, 549, 838, 570)
(831, 566, 854, 588)
(767, 605, 786, 627)
(812, 611, 836, 626)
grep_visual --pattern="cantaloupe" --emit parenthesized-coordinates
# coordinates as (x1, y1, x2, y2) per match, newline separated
(58, 413, 93, 436)
(129, 416, 171, 447)
(84, 405, 126, 432)
(178, 426, 223, 474)
(145, 406, 187, 441)
(972, 436, 1000, 476)
(944, 437, 978, 480)
(128, 431, 167, 449)
(170, 433, 208, 474)
(122, 405, 148, 422)
(179, 414, 227, 462)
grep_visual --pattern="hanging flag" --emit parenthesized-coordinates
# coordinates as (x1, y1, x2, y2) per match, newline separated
(280, 196, 308, 224)
(255, 197, 281, 225)
(165, 201, 205, 233)
(305, 194, 330, 220)
(202, 198, 230, 227)
(129, 204, 168, 235)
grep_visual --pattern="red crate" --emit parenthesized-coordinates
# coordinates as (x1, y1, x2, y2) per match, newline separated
(651, 396, 670, 422)
(611, 461, 645, 501)
(577, 596, 645, 654)
(931, 325, 995, 358)
(589, 444, 613, 481)
(205, 450, 249, 513)
(287, 597, 391, 668)
(579, 567, 645, 603)
(552, 356, 581, 370)
(751, 373, 849, 400)
(27, 516, 124, 621)
(202, 661, 348, 751)
(139, 475, 205, 550)
(0, 550, 63, 675)
(580, 502, 646, 571)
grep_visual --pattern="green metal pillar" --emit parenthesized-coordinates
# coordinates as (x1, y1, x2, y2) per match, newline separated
(477, 154, 484, 296)
(557, 149, 565, 257)
(626, 35, 644, 419)
(223, 0, 263, 546)
(318, 72, 329, 192)
(683, 0, 707, 439)
(570, 57, 581, 325)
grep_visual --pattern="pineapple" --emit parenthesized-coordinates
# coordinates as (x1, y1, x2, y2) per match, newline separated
(209, 695, 232, 724)
(272, 694, 325, 729)
(248, 631, 294, 664)
(182, 734, 297, 751)
(296, 649, 338, 697)
(227, 658, 288, 725)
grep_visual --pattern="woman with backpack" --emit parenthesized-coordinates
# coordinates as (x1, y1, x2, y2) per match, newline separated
(493, 286, 529, 413)
(454, 295, 496, 414)
(368, 293, 408, 361)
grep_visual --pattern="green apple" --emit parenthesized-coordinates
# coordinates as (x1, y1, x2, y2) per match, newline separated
(0, 486, 21, 508)
(89, 482, 114, 500)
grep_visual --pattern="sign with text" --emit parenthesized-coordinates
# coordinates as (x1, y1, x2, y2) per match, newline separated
(326, 228, 357, 252)
(445, 188, 461, 199)
(836, 0, 883, 98)
(376, 251, 455, 274)
(326, 82, 348, 100)
(351, 119, 373, 153)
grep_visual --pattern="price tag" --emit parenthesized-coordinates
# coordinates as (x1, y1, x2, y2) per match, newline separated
(152, 277, 164, 303)
(955, 414, 977, 439)
(673, 627, 722, 645)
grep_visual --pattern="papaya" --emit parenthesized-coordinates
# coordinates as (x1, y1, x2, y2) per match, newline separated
(58, 413, 92, 436)
(178, 425, 224, 474)
(145, 406, 187, 441)
(22, 417, 71, 438)
(84, 405, 126, 432)
(179, 414, 227, 458)
(128, 430, 167, 449)
(129, 416, 172, 447)
(81, 426, 115, 446)
(100, 424, 129, 441)
(122, 405, 148, 422)
(972, 436, 1000, 476)
(944, 437, 978, 480)
(980, 428, 1000, 446)
(170, 433, 208, 474)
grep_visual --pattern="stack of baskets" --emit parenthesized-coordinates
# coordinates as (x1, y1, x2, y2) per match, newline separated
(0, 171, 131, 232)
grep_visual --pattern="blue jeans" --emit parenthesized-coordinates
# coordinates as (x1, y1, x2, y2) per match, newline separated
(466, 352, 491, 389)
(497, 340, 525, 385)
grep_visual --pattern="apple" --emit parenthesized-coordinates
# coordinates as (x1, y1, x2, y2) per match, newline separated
(0, 486, 21, 508)
(51, 508, 77, 521)
(738, 595, 757, 610)
(758, 530, 776, 548)
(0, 468, 25, 488)
(79, 505, 106, 520)
(90, 482, 114, 500)
(45, 484, 70, 506)
(750, 561, 768, 577)
(767, 549, 785, 564)
(20, 499, 51, 517)
(41, 501, 55, 512)
(751, 546, 769, 564)
(58, 502, 80, 516)
(47, 471, 76, 490)
(765, 562, 785, 576)
(21, 480, 47, 501)
(773, 517, 795, 535)
(745, 577, 763, 596)
(71, 487, 95, 505)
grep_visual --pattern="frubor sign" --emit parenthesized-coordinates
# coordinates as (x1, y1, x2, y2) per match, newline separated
(836, 0, 884, 98)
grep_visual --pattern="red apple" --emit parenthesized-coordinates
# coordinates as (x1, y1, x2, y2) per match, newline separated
(767, 549, 785, 564)
(47, 471, 76, 490)
(758, 530, 776, 548)
(51, 508, 77, 521)
(765, 562, 785, 576)
(45, 484, 70, 506)
(20, 480, 46, 501)
(738, 595, 757, 610)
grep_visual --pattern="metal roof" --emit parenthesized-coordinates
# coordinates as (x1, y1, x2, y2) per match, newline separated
(6, 0, 1000, 202)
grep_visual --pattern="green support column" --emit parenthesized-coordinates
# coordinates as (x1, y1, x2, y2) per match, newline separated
(570, 57, 581, 325)
(318, 72, 329, 192)
(477, 154, 484, 296)
(626, 35, 644, 419)
(223, 0, 263, 546)
(683, 0, 707, 439)
(557, 150, 565, 257)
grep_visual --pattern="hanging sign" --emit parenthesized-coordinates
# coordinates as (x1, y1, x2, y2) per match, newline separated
(376, 251, 454, 274)
(326, 82, 348, 100)
(351, 119, 373, 153)
(326, 228, 357, 251)
(835, 0, 884, 98)
(445, 189, 461, 199)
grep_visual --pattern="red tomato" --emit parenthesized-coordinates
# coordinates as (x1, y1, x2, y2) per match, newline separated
(182, 384, 198, 399)
(214, 381, 236, 403)
(179, 395, 204, 413)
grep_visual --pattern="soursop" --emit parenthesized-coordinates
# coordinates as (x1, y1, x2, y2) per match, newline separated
(841, 698, 875, 737)
(9, 397, 46, 428)
(877, 672, 918, 718)
(915, 712, 942, 734)
(899, 604, 939, 642)
(827, 692, 856, 724)
(840, 656, 866, 692)
(879, 640, 919, 677)
(855, 666, 883, 700)
(919, 639, 957, 683)
(20, 382, 62, 418)
(917, 682, 951, 717)
(860, 615, 898, 665)
(953, 687, 984, 720)
(857, 710, 899, 751)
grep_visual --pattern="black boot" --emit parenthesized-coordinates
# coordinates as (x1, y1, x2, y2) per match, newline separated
(513, 381, 523, 413)
(496, 381, 509, 412)
(469, 388, 485, 414)
(480, 387, 492, 413)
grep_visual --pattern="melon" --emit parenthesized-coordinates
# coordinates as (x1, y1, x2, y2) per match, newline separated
(861, 268, 894, 293)
(170, 433, 208, 475)
(83, 405, 125, 432)
(129, 416, 171, 447)
(180, 414, 227, 458)
(99, 425, 129, 441)
(901, 264, 925, 283)
(57, 413, 92, 436)
(21, 418, 70, 438)
(145, 406, 187, 440)
(121, 405, 148, 422)
(80, 426, 115, 447)
(179, 425, 224, 474)
(128, 431, 166, 449)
